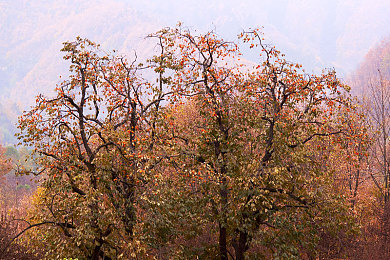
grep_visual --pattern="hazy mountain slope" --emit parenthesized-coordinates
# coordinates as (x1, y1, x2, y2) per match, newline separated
(1, 0, 158, 105)
(2, 0, 390, 144)
(0, 0, 159, 144)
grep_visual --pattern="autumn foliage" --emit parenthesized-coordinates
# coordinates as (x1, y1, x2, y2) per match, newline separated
(4, 26, 374, 259)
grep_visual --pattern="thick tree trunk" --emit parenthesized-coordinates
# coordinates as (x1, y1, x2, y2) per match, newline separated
(219, 178, 228, 260)
(234, 231, 248, 260)
(219, 223, 228, 260)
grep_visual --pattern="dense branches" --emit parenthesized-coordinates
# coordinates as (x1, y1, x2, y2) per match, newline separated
(13, 27, 367, 259)
(17, 37, 172, 259)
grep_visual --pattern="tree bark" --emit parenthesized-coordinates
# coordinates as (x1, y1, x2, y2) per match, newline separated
(219, 177, 228, 260)
(234, 230, 248, 260)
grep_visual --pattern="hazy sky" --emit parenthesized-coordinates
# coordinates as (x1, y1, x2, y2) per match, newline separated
(1, 0, 390, 144)
(1, 0, 390, 107)
(135, 0, 390, 74)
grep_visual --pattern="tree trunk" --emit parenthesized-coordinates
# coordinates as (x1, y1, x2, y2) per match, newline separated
(219, 223, 228, 260)
(234, 230, 248, 260)
(219, 177, 228, 260)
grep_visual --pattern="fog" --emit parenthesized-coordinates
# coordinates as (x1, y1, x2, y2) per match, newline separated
(1, 0, 390, 143)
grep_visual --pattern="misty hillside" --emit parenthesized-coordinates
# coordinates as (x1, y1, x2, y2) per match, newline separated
(0, 103, 20, 145)
(2, 0, 390, 144)
(0, 0, 160, 143)
(0, 0, 159, 105)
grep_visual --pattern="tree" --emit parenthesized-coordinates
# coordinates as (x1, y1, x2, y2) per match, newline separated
(16, 37, 171, 259)
(0, 145, 43, 259)
(15, 27, 365, 259)
(350, 37, 390, 258)
(141, 27, 364, 259)
(0, 144, 10, 178)
(350, 38, 390, 203)
(0, 144, 12, 221)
